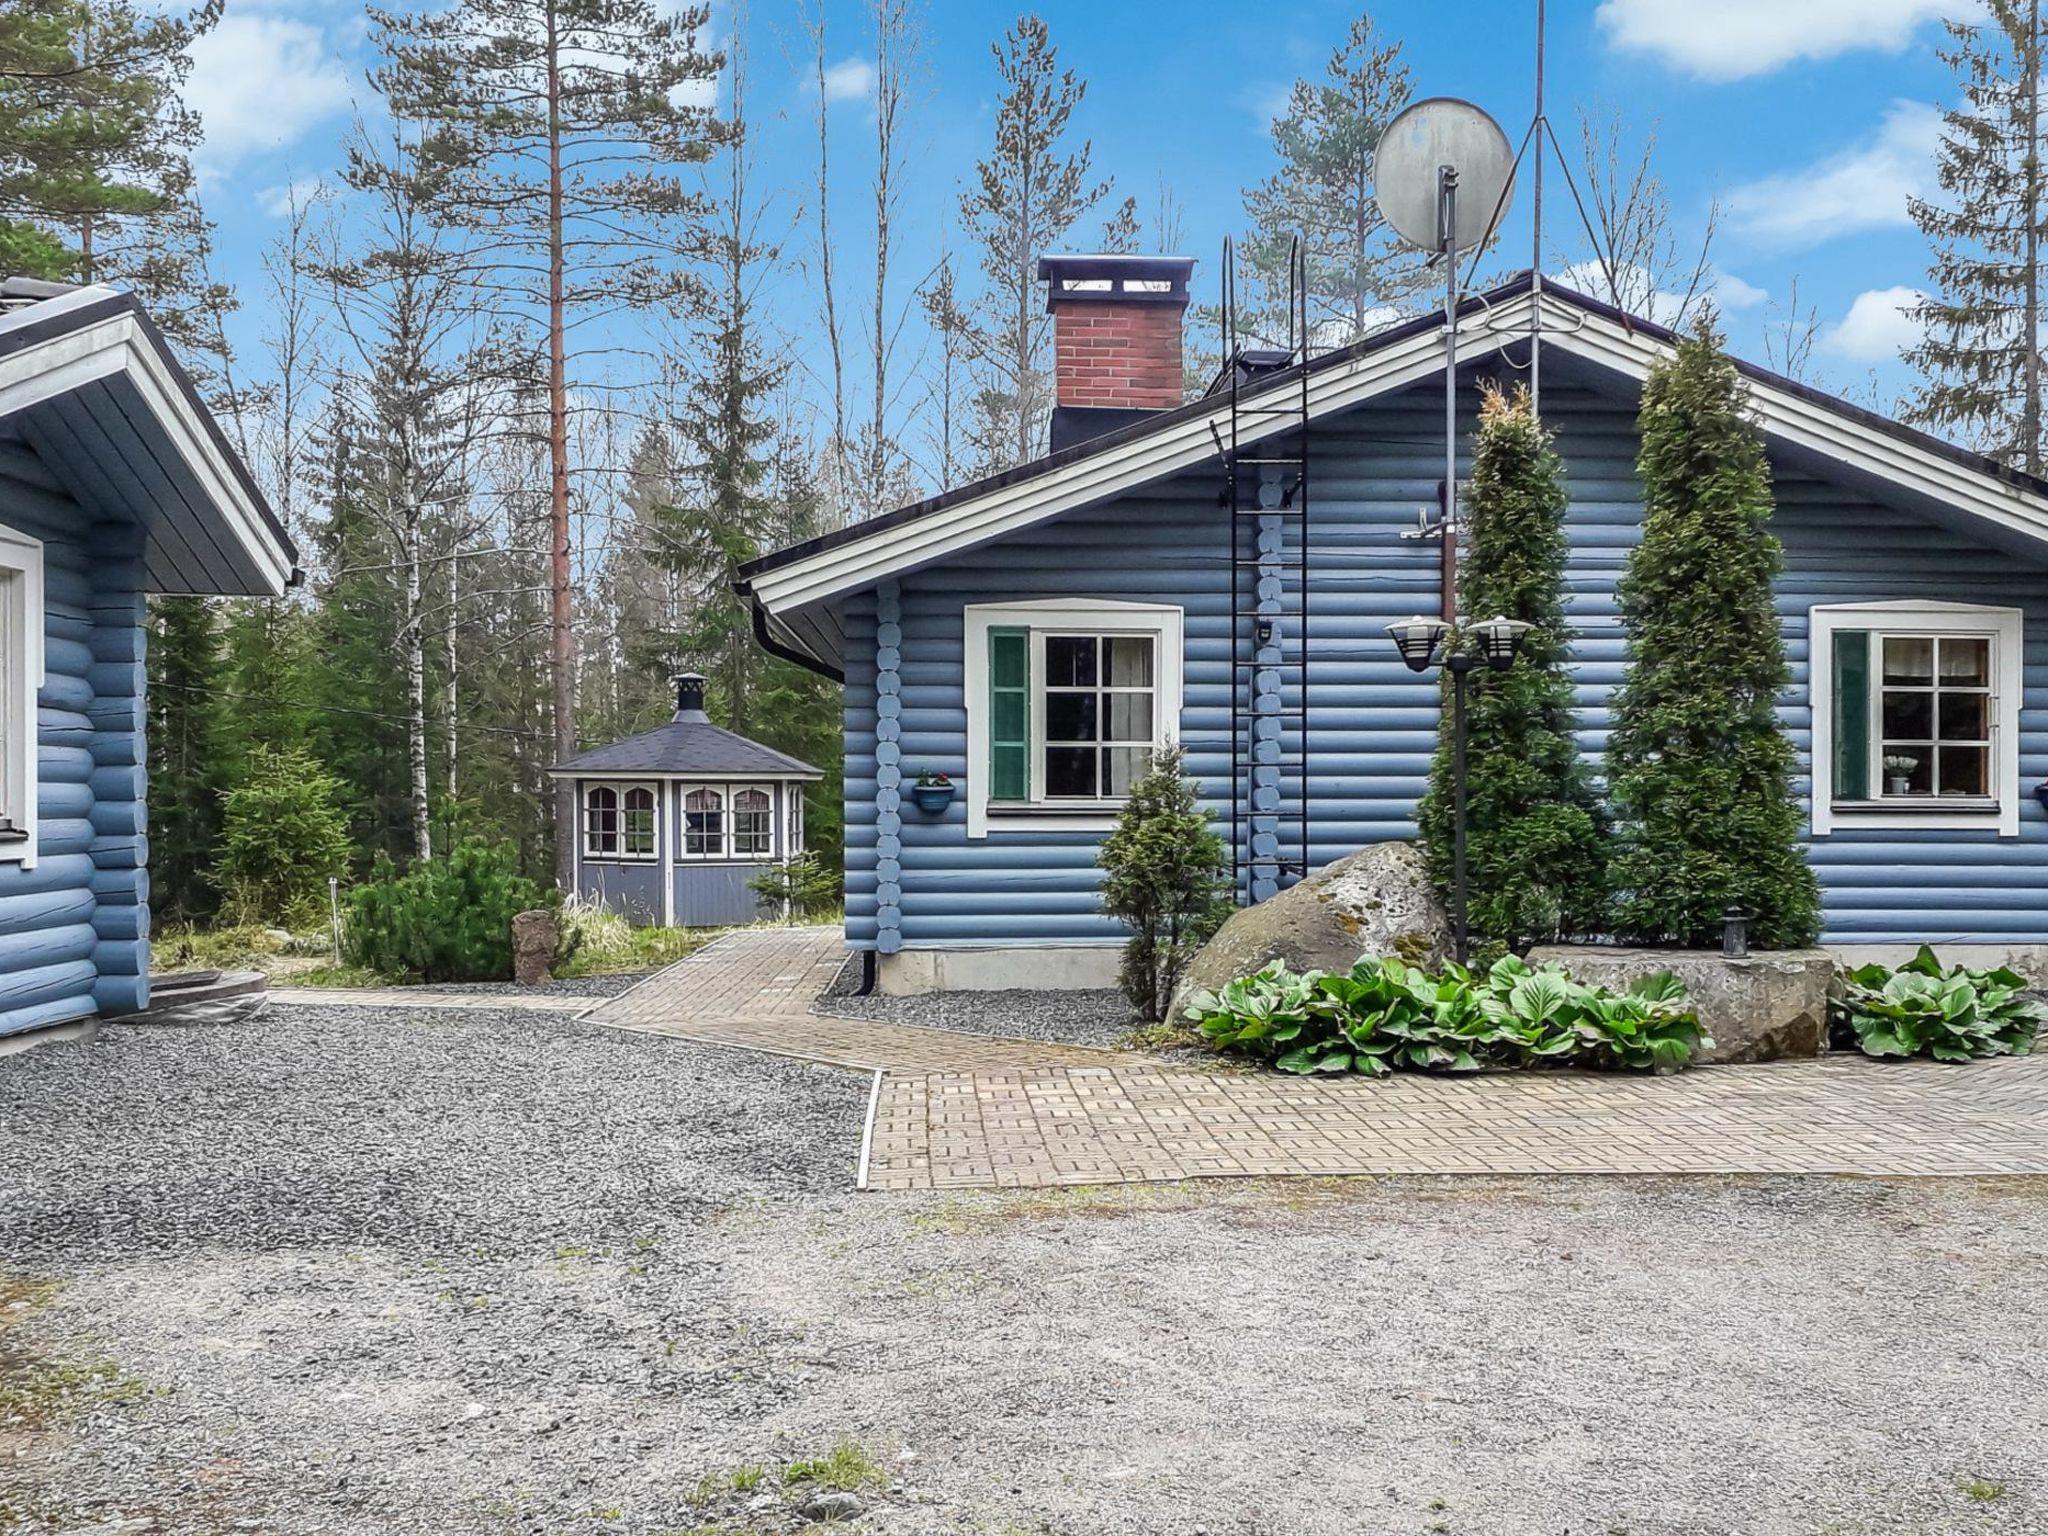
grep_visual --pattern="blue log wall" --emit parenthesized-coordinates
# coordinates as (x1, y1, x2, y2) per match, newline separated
(0, 453, 147, 1036)
(838, 373, 2048, 952)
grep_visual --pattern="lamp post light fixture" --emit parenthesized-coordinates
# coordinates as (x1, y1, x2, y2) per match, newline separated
(1388, 614, 1534, 963)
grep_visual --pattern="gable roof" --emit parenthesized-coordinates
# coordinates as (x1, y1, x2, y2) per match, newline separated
(739, 273, 2048, 677)
(0, 279, 299, 596)
(551, 713, 822, 779)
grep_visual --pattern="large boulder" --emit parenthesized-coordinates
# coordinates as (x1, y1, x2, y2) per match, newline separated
(1172, 842, 1450, 1014)
(1528, 944, 1835, 1064)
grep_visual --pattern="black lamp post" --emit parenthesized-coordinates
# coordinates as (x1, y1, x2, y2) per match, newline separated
(1388, 614, 1533, 963)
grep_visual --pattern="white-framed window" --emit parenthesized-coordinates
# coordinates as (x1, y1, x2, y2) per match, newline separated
(963, 599, 1184, 838)
(683, 786, 725, 858)
(732, 786, 773, 857)
(583, 781, 658, 861)
(677, 781, 780, 861)
(0, 525, 44, 868)
(786, 788, 805, 857)
(1810, 601, 2023, 837)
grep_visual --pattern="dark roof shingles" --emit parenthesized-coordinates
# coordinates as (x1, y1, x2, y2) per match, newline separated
(554, 718, 820, 777)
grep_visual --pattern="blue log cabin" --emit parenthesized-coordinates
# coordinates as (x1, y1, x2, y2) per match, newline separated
(551, 673, 822, 927)
(738, 256, 2048, 993)
(0, 278, 298, 1043)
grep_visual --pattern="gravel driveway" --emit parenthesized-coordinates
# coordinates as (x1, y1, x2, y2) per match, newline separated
(3, 1003, 2044, 1535)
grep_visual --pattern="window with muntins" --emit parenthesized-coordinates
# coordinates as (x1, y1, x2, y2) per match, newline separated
(684, 787, 724, 857)
(622, 786, 657, 858)
(1811, 602, 2022, 837)
(733, 787, 772, 857)
(584, 786, 619, 856)
(964, 600, 1184, 838)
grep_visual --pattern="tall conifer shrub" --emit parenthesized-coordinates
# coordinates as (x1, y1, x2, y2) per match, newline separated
(1606, 319, 1819, 948)
(1418, 384, 1606, 948)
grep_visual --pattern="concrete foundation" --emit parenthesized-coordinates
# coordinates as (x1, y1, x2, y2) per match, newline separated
(876, 944, 1123, 995)
(1825, 943, 2048, 985)
(1529, 945, 1836, 1065)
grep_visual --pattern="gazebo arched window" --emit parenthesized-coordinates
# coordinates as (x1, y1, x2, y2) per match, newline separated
(622, 786, 657, 858)
(583, 785, 619, 856)
(732, 786, 772, 857)
(683, 786, 725, 858)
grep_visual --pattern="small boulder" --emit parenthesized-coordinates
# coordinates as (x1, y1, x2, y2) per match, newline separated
(510, 908, 560, 987)
(799, 1491, 865, 1522)
(1172, 842, 1450, 1014)
(1528, 944, 1834, 1063)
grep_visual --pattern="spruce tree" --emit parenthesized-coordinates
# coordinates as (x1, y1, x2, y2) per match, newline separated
(1417, 385, 1605, 948)
(1606, 318, 1819, 950)
(1907, 1, 2047, 473)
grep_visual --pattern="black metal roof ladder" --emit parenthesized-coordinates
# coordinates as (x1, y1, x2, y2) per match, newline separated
(1215, 236, 1312, 907)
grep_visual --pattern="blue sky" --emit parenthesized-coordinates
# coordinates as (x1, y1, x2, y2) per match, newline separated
(186, 0, 1967, 438)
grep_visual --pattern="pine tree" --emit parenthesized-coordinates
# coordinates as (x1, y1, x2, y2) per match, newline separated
(1907, 1, 2047, 473)
(1238, 16, 1419, 347)
(371, 0, 720, 884)
(146, 595, 226, 922)
(0, 0, 235, 387)
(1417, 385, 1606, 948)
(1606, 318, 1819, 950)
(949, 15, 1114, 470)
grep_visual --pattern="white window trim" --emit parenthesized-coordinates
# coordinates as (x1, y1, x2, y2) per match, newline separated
(963, 598, 1183, 839)
(0, 524, 44, 868)
(677, 780, 777, 862)
(1810, 600, 2023, 838)
(581, 779, 660, 863)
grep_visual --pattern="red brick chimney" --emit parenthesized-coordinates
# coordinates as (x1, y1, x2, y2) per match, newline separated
(1037, 253, 1195, 452)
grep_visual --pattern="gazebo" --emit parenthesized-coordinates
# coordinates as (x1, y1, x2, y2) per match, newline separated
(550, 674, 822, 926)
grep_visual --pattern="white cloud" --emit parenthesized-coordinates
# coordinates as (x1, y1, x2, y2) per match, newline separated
(1596, 0, 1959, 81)
(1712, 270, 1768, 309)
(1821, 285, 1928, 362)
(257, 176, 325, 219)
(1555, 260, 1760, 327)
(1726, 100, 1941, 250)
(820, 56, 875, 103)
(185, 14, 353, 168)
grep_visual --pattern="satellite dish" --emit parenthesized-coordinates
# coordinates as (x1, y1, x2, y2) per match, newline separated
(1374, 97, 1516, 254)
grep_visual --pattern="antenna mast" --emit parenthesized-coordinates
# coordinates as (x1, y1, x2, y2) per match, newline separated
(1531, 0, 1546, 411)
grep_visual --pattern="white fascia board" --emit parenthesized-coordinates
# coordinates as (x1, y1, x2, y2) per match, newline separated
(1534, 294, 2048, 549)
(749, 310, 1469, 614)
(0, 307, 293, 596)
(756, 287, 2048, 620)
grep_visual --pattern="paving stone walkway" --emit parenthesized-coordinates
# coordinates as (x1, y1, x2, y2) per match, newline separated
(579, 926, 1126, 1073)
(277, 927, 2048, 1191)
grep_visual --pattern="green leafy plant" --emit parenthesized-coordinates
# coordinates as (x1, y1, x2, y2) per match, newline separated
(1097, 745, 1231, 1023)
(214, 745, 353, 928)
(1186, 954, 1710, 1076)
(343, 837, 570, 982)
(1832, 945, 2043, 1061)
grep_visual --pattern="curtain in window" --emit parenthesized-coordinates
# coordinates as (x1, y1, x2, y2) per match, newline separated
(733, 787, 772, 857)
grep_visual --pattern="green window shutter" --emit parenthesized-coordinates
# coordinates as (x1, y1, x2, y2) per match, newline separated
(1832, 628, 1870, 800)
(988, 628, 1029, 801)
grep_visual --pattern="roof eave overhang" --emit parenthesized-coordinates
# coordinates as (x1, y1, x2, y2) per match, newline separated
(545, 767, 825, 781)
(745, 280, 2048, 662)
(0, 289, 298, 596)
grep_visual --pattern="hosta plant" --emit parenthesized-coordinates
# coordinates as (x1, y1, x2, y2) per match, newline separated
(1185, 955, 1710, 1076)
(1833, 946, 2044, 1062)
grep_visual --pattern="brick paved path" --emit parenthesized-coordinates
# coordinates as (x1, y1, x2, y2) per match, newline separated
(579, 926, 1126, 1073)
(863, 1054, 2048, 1189)
(277, 926, 2048, 1190)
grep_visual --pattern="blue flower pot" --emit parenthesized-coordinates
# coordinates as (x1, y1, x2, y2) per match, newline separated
(911, 783, 956, 815)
